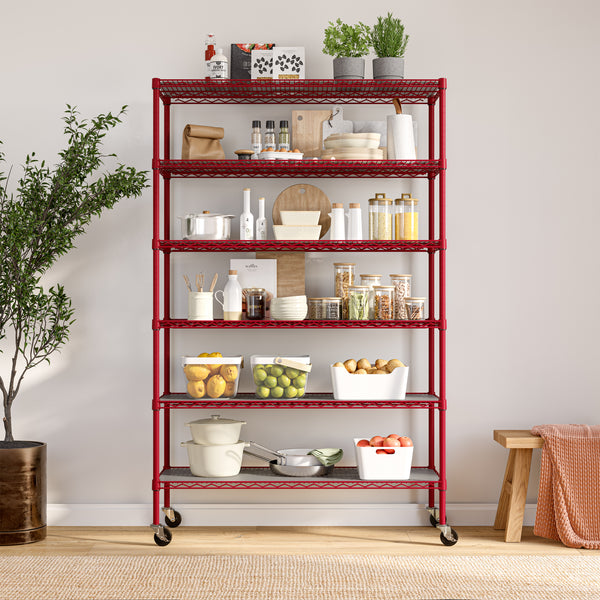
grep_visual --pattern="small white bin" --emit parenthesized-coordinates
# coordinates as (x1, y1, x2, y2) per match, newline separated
(353, 438, 413, 480)
(331, 365, 409, 400)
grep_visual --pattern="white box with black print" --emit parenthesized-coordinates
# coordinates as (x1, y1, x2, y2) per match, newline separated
(272, 47, 305, 80)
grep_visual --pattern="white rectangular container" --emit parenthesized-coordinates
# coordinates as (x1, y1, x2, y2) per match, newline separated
(353, 438, 413, 480)
(330, 365, 409, 400)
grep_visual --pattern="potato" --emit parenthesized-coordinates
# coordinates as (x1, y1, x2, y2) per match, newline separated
(385, 363, 396, 373)
(343, 359, 357, 373)
(375, 359, 388, 370)
(333, 362, 345, 368)
(366, 368, 378, 374)
(387, 359, 405, 369)
(357, 358, 371, 371)
(354, 368, 368, 375)
(373, 369, 387, 374)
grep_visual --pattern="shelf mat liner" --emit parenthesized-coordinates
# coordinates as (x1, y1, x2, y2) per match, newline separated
(531, 424, 600, 549)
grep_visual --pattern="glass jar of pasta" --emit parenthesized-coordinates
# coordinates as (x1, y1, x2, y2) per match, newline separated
(404, 297, 426, 320)
(333, 263, 355, 319)
(373, 286, 395, 320)
(389, 274, 412, 320)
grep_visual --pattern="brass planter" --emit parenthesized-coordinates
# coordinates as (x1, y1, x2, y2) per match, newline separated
(0, 441, 46, 545)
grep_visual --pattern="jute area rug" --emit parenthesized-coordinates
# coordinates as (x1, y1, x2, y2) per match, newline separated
(1, 554, 599, 600)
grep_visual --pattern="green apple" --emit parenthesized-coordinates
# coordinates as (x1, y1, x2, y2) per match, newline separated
(285, 367, 299, 379)
(254, 368, 267, 382)
(293, 374, 307, 388)
(264, 375, 277, 388)
(270, 365, 284, 378)
(271, 386, 284, 398)
(278, 375, 291, 388)
(295, 387, 305, 398)
(284, 386, 298, 398)
(256, 386, 270, 398)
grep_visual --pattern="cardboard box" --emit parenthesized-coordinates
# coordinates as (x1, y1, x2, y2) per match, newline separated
(272, 47, 305, 80)
(251, 49, 274, 80)
(231, 43, 275, 79)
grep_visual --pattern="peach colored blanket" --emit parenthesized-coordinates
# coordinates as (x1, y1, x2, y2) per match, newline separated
(531, 424, 600, 549)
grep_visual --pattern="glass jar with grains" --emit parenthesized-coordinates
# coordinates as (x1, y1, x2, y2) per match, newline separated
(389, 274, 412, 320)
(359, 274, 382, 319)
(373, 286, 395, 320)
(404, 297, 426, 320)
(368, 193, 393, 240)
(394, 193, 419, 240)
(333, 263, 355, 319)
(347, 286, 370, 320)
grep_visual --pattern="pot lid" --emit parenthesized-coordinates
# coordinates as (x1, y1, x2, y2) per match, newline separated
(187, 415, 246, 426)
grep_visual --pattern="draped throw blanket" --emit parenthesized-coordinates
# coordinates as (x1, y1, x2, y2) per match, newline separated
(531, 424, 600, 549)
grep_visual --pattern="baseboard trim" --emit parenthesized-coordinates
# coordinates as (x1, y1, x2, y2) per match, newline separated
(48, 503, 538, 527)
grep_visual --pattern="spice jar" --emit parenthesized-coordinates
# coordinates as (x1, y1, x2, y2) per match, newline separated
(368, 193, 393, 240)
(390, 274, 412, 320)
(373, 286, 395, 320)
(404, 297, 426, 320)
(347, 286, 370, 320)
(278, 120, 290, 151)
(244, 288, 267, 320)
(395, 193, 419, 240)
(333, 263, 355, 319)
(308, 297, 342, 320)
(359, 274, 382, 319)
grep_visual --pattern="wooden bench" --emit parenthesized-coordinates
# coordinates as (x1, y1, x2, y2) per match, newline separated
(493, 429, 544, 542)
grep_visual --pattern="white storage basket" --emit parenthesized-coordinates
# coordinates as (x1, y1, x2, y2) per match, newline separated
(353, 438, 413, 480)
(330, 365, 409, 400)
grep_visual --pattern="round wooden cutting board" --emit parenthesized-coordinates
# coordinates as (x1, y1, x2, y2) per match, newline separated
(272, 183, 331, 238)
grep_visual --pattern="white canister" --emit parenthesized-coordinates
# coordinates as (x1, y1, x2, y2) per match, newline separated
(387, 114, 416, 160)
(329, 203, 345, 240)
(188, 291, 214, 320)
(347, 203, 363, 240)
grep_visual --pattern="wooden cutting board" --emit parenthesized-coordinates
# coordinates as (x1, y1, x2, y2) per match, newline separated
(255, 251, 305, 297)
(292, 110, 331, 157)
(272, 183, 331, 239)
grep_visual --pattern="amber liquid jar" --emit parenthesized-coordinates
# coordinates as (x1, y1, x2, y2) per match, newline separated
(245, 288, 267, 320)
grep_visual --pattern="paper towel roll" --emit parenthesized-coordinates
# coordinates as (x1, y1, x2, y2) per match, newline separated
(387, 114, 416, 160)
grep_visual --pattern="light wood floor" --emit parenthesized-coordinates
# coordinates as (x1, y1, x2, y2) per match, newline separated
(1, 526, 597, 556)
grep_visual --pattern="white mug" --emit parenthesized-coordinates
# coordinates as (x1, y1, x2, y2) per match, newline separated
(188, 292, 213, 320)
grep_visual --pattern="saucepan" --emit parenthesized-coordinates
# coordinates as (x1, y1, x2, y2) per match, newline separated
(178, 213, 235, 240)
(243, 441, 334, 477)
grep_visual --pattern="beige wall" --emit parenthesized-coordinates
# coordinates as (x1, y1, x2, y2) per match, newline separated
(2, 0, 599, 523)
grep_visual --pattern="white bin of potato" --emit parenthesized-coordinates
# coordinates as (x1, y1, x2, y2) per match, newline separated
(330, 359, 409, 400)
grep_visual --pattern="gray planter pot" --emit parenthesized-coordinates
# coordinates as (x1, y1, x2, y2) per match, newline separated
(332, 57, 365, 80)
(373, 57, 405, 79)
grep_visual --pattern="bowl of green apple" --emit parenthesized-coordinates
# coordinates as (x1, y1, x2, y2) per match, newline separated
(250, 356, 311, 399)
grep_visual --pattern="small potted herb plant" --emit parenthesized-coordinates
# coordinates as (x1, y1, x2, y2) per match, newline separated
(322, 18, 371, 79)
(371, 12, 409, 79)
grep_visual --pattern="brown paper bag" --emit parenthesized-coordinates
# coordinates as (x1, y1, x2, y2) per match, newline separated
(182, 124, 225, 160)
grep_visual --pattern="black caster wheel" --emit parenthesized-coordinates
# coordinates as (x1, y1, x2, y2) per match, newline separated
(165, 511, 182, 528)
(440, 528, 459, 546)
(154, 528, 172, 546)
(429, 514, 438, 527)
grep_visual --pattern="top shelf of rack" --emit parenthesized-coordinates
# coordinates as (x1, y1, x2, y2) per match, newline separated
(154, 78, 445, 105)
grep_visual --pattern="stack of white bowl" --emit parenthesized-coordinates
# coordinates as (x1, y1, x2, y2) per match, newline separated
(270, 295, 308, 320)
(181, 415, 246, 477)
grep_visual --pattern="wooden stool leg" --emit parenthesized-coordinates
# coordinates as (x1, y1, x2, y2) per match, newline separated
(494, 448, 516, 531)
(504, 448, 533, 542)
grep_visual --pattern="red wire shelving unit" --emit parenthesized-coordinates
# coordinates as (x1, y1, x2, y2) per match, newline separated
(151, 78, 452, 546)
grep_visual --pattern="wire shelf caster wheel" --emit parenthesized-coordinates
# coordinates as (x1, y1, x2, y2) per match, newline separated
(162, 507, 182, 528)
(439, 528, 459, 547)
(151, 524, 172, 547)
(426, 507, 439, 528)
(429, 514, 438, 528)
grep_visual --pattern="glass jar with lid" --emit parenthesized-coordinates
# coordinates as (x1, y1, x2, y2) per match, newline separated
(333, 263, 355, 319)
(359, 274, 382, 319)
(404, 297, 426, 320)
(394, 193, 419, 240)
(368, 193, 393, 240)
(373, 286, 395, 320)
(347, 285, 370, 320)
(244, 288, 267, 320)
(389, 274, 412, 320)
(308, 297, 342, 320)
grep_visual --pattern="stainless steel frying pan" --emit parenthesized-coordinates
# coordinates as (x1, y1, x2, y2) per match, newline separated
(243, 441, 334, 477)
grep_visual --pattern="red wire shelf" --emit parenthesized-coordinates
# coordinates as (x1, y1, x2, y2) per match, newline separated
(158, 159, 442, 179)
(158, 319, 441, 329)
(159, 392, 440, 410)
(155, 78, 444, 105)
(159, 239, 443, 253)
(159, 467, 441, 490)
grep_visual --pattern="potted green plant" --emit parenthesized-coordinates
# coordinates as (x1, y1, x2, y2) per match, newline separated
(322, 18, 371, 79)
(371, 12, 409, 79)
(0, 106, 147, 545)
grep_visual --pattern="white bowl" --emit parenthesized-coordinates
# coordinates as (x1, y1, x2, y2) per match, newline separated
(273, 225, 321, 240)
(271, 307, 308, 320)
(324, 138, 380, 149)
(272, 295, 307, 303)
(280, 211, 320, 226)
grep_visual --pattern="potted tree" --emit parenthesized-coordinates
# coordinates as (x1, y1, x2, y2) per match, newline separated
(371, 12, 410, 79)
(322, 18, 371, 79)
(0, 106, 147, 544)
